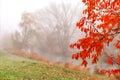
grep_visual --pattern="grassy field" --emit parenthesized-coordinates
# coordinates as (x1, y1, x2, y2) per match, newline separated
(0, 48, 115, 80)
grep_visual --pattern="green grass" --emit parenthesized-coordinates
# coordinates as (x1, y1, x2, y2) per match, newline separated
(0, 49, 115, 80)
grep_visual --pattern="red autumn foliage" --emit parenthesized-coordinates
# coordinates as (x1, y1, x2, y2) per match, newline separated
(100, 69, 120, 77)
(70, 0, 120, 76)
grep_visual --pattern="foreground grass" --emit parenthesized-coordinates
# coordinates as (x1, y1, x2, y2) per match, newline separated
(0, 49, 115, 80)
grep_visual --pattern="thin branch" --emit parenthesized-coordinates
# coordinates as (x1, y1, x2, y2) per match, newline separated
(109, 32, 120, 36)
(105, 53, 120, 65)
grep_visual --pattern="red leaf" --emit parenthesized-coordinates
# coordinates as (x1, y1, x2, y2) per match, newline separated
(81, 60, 88, 67)
(75, 53, 79, 60)
(80, 50, 87, 59)
(72, 54, 75, 59)
(76, 44, 80, 49)
(76, 17, 86, 28)
(115, 40, 120, 49)
(107, 58, 113, 65)
(69, 44, 74, 48)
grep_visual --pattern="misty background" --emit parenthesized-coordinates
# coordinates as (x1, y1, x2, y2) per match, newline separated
(0, 0, 84, 63)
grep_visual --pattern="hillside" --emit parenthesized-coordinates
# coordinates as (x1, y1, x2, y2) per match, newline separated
(0, 48, 115, 80)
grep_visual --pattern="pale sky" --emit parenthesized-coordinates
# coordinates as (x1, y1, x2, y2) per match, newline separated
(0, 0, 83, 37)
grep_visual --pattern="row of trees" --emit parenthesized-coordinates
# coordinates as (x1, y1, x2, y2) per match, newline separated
(12, 3, 82, 62)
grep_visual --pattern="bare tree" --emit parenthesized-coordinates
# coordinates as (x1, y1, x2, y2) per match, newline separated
(34, 3, 82, 61)
(12, 12, 37, 53)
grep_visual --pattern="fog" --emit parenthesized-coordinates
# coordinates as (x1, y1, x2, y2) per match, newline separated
(0, 0, 82, 36)
(0, 0, 84, 63)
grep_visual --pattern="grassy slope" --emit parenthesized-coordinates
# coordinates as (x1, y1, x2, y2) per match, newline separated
(0, 49, 115, 80)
